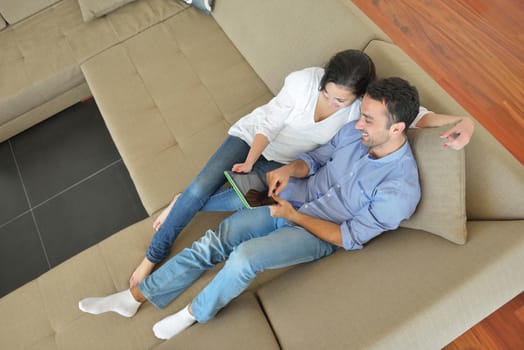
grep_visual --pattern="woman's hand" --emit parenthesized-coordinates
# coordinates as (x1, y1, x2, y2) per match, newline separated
(129, 258, 156, 288)
(232, 162, 253, 173)
(440, 117, 475, 150)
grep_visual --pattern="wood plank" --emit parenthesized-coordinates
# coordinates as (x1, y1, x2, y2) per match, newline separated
(353, 0, 524, 164)
(442, 292, 524, 349)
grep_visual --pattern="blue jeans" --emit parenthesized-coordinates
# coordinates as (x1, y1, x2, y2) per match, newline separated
(146, 135, 284, 263)
(139, 207, 338, 322)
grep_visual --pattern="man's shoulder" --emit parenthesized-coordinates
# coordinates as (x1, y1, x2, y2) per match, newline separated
(334, 121, 361, 143)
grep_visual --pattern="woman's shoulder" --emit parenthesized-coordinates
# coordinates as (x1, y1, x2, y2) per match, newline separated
(285, 67, 324, 85)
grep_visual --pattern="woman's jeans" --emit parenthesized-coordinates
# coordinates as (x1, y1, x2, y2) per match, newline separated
(146, 135, 283, 263)
(139, 207, 338, 322)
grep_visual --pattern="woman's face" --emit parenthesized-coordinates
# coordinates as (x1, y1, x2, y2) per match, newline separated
(321, 83, 357, 110)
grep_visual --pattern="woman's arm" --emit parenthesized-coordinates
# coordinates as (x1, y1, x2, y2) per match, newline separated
(416, 113, 475, 150)
(232, 133, 270, 173)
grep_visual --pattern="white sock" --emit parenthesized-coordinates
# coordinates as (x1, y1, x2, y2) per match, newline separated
(78, 290, 141, 318)
(153, 305, 196, 340)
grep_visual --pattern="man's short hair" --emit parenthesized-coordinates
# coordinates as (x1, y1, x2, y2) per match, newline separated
(366, 77, 420, 130)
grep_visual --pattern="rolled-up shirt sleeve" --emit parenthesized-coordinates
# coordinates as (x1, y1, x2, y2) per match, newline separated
(340, 180, 420, 250)
(410, 106, 433, 128)
(251, 72, 304, 141)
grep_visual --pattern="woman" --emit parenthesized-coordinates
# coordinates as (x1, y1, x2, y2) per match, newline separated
(129, 49, 474, 287)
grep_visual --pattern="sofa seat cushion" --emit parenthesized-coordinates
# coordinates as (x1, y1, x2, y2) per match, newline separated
(81, 7, 273, 214)
(0, 0, 185, 138)
(257, 221, 524, 350)
(156, 292, 280, 350)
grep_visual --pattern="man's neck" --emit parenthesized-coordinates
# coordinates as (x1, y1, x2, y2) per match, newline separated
(368, 135, 407, 159)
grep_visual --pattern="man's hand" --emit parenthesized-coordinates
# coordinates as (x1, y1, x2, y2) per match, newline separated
(269, 195, 296, 220)
(440, 117, 475, 150)
(266, 167, 290, 196)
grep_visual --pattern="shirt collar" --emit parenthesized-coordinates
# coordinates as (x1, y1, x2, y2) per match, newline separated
(366, 139, 411, 164)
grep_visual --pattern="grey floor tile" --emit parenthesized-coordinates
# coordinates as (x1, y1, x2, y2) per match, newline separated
(0, 213, 49, 298)
(10, 99, 120, 206)
(0, 141, 29, 225)
(33, 161, 147, 267)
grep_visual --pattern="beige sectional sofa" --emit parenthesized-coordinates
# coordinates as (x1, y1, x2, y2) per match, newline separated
(1, 0, 523, 349)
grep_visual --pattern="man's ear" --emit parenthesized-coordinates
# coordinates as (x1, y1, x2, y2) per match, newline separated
(390, 121, 406, 135)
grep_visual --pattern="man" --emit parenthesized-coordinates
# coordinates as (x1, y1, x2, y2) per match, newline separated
(79, 77, 422, 340)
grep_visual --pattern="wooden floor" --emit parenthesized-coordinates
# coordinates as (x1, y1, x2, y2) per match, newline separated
(443, 291, 524, 350)
(353, 0, 524, 164)
(351, 1, 524, 348)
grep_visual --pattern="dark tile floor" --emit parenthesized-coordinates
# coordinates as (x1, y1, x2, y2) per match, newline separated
(0, 99, 148, 297)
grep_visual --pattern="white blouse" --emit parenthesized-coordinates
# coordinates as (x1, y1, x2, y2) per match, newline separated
(228, 67, 428, 164)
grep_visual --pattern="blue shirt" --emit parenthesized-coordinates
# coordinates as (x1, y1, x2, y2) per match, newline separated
(280, 121, 421, 250)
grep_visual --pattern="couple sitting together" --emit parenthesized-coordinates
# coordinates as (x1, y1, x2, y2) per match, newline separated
(79, 49, 474, 340)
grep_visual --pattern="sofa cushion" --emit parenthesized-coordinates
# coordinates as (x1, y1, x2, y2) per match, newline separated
(364, 40, 524, 221)
(0, 13, 6, 30)
(402, 125, 467, 244)
(257, 220, 524, 350)
(0, 0, 60, 24)
(78, 0, 136, 22)
(157, 293, 280, 350)
(0, 0, 186, 141)
(0, 281, 54, 349)
(81, 8, 273, 214)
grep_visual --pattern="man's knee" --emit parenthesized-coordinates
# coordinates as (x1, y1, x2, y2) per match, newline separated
(225, 243, 262, 278)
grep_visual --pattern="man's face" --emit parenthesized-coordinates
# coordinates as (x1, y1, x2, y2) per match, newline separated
(355, 94, 394, 153)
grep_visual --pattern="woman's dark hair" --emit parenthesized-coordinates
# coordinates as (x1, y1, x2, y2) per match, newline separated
(319, 49, 376, 97)
(366, 77, 420, 132)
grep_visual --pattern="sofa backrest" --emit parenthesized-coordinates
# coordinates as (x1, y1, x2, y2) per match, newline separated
(0, 0, 60, 24)
(212, 0, 390, 95)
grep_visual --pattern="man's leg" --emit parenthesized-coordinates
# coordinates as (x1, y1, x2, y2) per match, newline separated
(141, 207, 279, 309)
(79, 208, 277, 320)
(153, 225, 337, 339)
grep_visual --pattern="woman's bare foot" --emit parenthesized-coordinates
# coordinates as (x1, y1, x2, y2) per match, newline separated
(153, 193, 181, 231)
(129, 258, 156, 288)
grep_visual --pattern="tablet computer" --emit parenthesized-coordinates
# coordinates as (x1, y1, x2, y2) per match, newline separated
(224, 170, 276, 208)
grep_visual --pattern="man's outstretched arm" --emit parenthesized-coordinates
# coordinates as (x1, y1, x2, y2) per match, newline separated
(269, 195, 343, 247)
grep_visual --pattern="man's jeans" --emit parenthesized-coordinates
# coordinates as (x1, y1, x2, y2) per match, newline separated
(139, 207, 338, 322)
(146, 135, 283, 263)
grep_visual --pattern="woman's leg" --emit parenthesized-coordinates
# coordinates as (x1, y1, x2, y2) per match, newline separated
(146, 136, 250, 264)
(200, 187, 244, 211)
